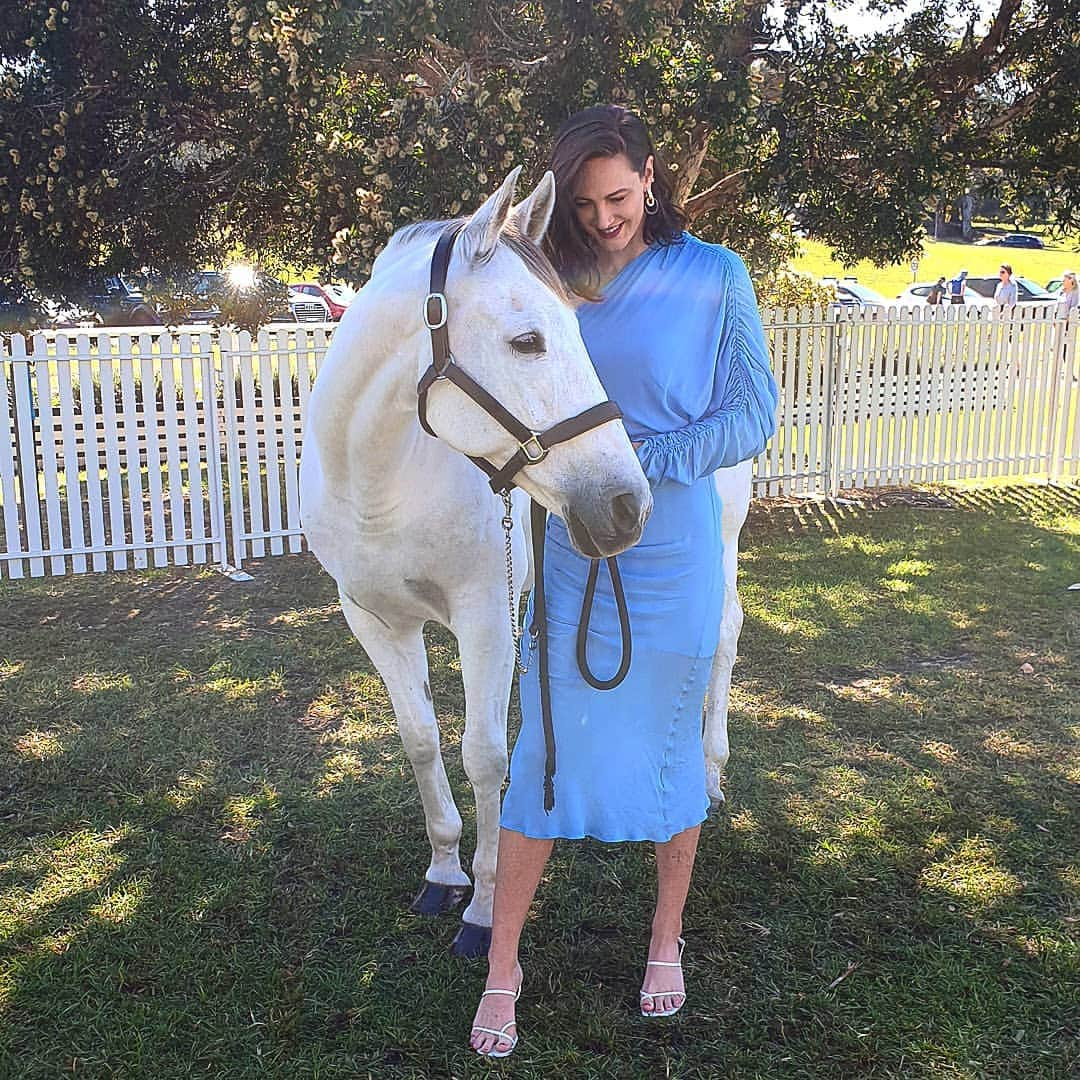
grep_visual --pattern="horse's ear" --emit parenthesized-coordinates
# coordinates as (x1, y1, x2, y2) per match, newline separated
(509, 171, 556, 246)
(460, 166, 521, 263)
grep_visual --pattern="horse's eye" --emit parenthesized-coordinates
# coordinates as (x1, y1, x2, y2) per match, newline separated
(509, 331, 545, 355)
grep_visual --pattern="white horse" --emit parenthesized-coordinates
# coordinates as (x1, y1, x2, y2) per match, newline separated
(300, 168, 751, 955)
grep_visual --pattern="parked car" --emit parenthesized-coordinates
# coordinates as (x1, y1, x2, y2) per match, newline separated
(824, 278, 890, 310)
(287, 286, 333, 322)
(964, 275, 1055, 303)
(895, 282, 990, 306)
(289, 282, 353, 320)
(49, 274, 161, 328)
(985, 233, 1044, 249)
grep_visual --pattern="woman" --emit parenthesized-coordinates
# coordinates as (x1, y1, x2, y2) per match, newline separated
(1059, 270, 1078, 315)
(468, 105, 778, 1058)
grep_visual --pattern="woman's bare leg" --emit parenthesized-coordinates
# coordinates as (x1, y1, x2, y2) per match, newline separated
(469, 827, 554, 1054)
(641, 823, 701, 1014)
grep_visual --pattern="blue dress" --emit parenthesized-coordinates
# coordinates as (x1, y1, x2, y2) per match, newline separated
(500, 234, 778, 842)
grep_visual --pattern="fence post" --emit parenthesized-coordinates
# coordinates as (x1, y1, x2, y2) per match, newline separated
(218, 330, 249, 573)
(1043, 311, 1067, 484)
(823, 306, 842, 496)
(203, 330, 231, 572)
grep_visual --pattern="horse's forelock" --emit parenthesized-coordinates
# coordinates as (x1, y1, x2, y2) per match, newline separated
(388, 218, 570, 305)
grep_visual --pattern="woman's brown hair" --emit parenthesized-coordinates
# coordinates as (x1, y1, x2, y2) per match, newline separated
(545, 105, 686, 298)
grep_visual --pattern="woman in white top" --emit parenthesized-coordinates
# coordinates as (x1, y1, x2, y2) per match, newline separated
(1059, 270, 1078, 315)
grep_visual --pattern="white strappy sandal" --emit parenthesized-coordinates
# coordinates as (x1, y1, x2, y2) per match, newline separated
(470, 984, 521, 1059)
(639, 936, 687, 1018)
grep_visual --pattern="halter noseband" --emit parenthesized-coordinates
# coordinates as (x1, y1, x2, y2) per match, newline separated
(414, 224, 634, 813)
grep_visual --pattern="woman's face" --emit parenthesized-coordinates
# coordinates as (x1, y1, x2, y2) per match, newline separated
(1065, 274, 1077, 292)
(571, 152, 654, 255)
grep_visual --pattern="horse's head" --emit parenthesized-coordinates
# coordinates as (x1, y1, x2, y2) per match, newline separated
(420, 168, 651, 557)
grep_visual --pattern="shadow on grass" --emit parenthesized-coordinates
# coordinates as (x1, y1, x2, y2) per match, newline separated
(0, 485, 1077, 1078)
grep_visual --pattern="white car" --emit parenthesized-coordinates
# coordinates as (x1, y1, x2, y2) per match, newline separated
(288, 288, 332, 322)
(824, 278, 891, 310)
(895, 282, 992, 307)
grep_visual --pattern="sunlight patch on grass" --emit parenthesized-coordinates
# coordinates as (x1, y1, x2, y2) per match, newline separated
(0, 827, 133, 943)
(887, 559, 934, 577)
(0, 658, 23, 682)
(89, 872, 150, 925)
(750, 606, 826, 639)
(164, 769, 210, 811)
(315, 750, 372, 796)
(204, 670, 284, 701)
(922, 739, 961, 766)
(919, 837, 1024, 909)
(981, 728, 1040, 760)
(826, 674, 899, 703)
(71, 670, 133, 694)
(271, 602, 341, 628)
(12, 728, 65, 760)
(220, 787, 278, 845)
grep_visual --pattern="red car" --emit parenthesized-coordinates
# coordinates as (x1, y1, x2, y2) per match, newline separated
(289, 282, 354, 320)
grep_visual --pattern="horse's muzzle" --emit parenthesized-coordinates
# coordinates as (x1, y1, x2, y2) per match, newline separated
(564, 487, 652, 558)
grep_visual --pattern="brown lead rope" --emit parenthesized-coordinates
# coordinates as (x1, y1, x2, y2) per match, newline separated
(528, 501, 633, 811)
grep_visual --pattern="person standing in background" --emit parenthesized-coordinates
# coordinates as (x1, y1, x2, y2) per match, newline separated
(994, 264, 1018, 308)
(948, 269, 968, 305)
(1058, 271, 1078, 315)
(926, 276, 946, 306)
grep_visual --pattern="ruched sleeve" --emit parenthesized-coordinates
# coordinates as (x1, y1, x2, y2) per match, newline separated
(635, 251, 777, 486)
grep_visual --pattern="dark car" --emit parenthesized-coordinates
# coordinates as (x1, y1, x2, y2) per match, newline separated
(991, 234, 1044, 249)
(965, 275, 1055, 302)
(51, 275, 161, 328)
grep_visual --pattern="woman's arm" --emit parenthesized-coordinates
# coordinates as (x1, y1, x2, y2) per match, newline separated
(635, 253, 778, 486)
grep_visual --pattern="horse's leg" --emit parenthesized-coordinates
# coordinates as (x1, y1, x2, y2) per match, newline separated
(339, 593, 471, 914)
(704, 462, 752, 806)
(449, 610, 515, 958)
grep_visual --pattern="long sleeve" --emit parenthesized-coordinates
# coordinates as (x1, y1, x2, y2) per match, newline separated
(635, 251, 778, 486)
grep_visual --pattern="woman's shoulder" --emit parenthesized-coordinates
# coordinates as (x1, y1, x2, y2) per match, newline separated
(664, 233, 748, 277)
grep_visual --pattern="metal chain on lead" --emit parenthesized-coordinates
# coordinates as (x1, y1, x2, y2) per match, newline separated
(501, 492, 536, 675)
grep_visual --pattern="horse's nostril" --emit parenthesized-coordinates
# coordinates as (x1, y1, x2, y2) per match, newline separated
(611, 492, 642, 533)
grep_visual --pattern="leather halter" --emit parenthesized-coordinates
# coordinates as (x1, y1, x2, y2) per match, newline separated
(415, 224, 633, 811)
(417, 226, 623, 495)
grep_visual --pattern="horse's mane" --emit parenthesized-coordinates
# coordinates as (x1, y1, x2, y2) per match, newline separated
(387, 218, 571, 304)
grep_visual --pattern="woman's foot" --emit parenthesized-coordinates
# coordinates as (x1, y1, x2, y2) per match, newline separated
(640, 935, 686, 1017)
(469, 964, 523, 1057)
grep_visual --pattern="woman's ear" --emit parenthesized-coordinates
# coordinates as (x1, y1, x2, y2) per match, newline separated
(643, 155, 655, 188)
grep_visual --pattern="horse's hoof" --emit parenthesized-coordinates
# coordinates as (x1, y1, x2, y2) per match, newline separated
(450, 921, 492, 958)
(410, 881, 469, 916)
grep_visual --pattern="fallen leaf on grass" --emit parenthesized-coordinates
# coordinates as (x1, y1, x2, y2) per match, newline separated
(826, 961, 860, 990)
(1035, 823, 1050, 833)
(1019, 663, 1035, 674)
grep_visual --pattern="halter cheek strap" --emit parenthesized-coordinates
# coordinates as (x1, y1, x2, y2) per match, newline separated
(415, 224, 634, 812)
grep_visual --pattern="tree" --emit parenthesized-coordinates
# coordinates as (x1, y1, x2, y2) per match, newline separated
(1, 0, 1076, 315)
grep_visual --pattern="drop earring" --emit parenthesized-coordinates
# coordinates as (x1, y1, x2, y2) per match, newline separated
(644, 187, 659, 215)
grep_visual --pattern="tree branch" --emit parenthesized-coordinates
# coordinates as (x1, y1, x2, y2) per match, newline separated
(685, 169, 749, 220)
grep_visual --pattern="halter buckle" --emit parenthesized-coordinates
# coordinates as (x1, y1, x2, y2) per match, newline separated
(520, 434, 547, 464)
(424, 292, 448, 330)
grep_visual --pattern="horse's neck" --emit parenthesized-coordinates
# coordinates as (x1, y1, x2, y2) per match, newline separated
(309, 275, 430, 502)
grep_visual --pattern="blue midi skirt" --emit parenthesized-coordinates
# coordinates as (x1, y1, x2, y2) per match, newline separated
(500, 476, 724, 842)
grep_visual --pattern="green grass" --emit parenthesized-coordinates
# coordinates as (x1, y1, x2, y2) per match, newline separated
(1, 485, 1078, 1079)
(792, 235, 1080, 302)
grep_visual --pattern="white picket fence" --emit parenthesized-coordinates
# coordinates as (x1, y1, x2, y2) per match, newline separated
(1, 304, 1077, 579)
